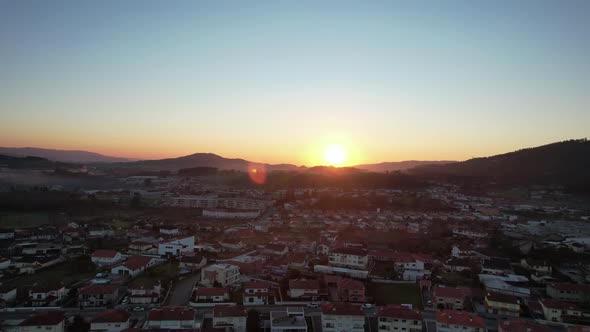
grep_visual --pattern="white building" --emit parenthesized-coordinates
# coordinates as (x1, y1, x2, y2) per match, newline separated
(203, 208, 261, 219)
(436, 310, 486, 332)
(145, 307, 200, 330)
(201, 264, 240, 287)
(321, 302, 365, 332)
(212, 306, 247, 332)
(18, 312, 66, 332)
(329, 247, 368, 270)
(158, 236, 195, 257)
(270, 308, 308, 332)
(90, 250, 122, 266)
(378, 305, 423, 332)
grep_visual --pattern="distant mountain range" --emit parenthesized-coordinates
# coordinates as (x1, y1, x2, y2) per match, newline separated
(352, 160, 455, 172)
(0, 147, 132, 163)
(411, 139, 590, 186)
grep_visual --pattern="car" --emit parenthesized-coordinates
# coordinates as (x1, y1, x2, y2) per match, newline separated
(362, 303, 374, 309)
(306, 303, 319, 308)
(133, 307, 145, 312)
(427, 300, 433, 306)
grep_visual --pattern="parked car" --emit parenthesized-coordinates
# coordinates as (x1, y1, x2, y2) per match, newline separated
(362, 303, 374, 309)
(306, 303, 319, 308)
(133, 307, 145, 312)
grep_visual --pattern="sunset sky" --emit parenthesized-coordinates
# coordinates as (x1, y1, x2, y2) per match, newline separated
(1, 0, 589, 166)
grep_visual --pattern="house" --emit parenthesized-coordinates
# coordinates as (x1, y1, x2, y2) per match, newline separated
(497, 318, 551, 332)
(159, 225, 179, 235)
(111, 255, 158, 278)
(0, 285, 17, 304)
(91, 250, 122, 266)
(481, 258, 512, 275)
(200, 264, 240, 287)
(212, 305, 247, 332)
(192, 287, 230, 304)
(88, 225, 115, 238)
(128, 241, 153, 255)
(79, 284, 119, 308)
(324, 276, 365, 303)
(547, 283, 590, 303)
(484, 292, 520, 317)
(19, 311, 66, 332)
(128, 279, 161, 304)
(15, 255, 63, 273)
(451, 244, 475, 258)
(453, 229, 489, 239)
(378, 305, 423, 332)
(434, 287, 469, 310)
(90, 309, 130, 332)
(444, 258, 473, 272)
(0, 228, 15, 240)
(270, 308, 308, 332)
(539, 299, 585, 323)
(321, 302, 365, 332)
(29, 285, 66, 306)
(243, 281, 276, 305)
(329, 247, 369, 270)
(22, 243, 63, 256)
(145, 307, 200, 330)
(520, 259, 552, 276)
(158, 236, 195, 257)
(219, 238, 246, 251)
(179, 255, 207, 271)
(436, 310, 486, 332)
(288, 279, 320, 300)
(264, 244, 289, 256)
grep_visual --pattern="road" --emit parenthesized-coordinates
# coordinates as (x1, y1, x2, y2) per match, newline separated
(165, 273, 201, 306)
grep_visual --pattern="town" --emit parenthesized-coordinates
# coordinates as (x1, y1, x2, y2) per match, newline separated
(1, 167, 589, 332)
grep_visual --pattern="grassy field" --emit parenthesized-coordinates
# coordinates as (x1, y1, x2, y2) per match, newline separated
(367, 283, 423, 309)
(0, 211, 67, 228)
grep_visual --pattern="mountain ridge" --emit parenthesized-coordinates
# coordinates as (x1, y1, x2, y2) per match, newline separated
(0, 147, 133, 163)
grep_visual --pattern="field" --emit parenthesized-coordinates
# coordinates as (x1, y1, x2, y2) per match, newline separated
(0, 211, 67, 228)
(367, 283, 423, 309)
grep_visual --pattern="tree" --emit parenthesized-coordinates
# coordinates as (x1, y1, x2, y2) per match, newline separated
(246, 309, 260, 332)
(67, 315, 89, 332)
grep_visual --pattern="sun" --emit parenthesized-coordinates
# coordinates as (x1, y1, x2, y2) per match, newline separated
(324, 144, 347, 166)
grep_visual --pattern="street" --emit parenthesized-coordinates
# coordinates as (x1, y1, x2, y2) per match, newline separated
(165, 272, 201, 306)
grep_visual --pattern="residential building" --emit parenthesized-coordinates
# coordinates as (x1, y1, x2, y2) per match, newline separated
(179, 255, 207, 271)
(520, 259, 552, 276)
(0, 285, 17, 303)
(200, 264, 240, 287)
(329, 247, 369, 270)
(481, 258, 512, 275)
(29, 285, 66, 306)
(128, 241, 153, 255)
(128, 279, 161, 305)
(547, 283, 590, 303)
(0, 257, 10, 270)
(158, 236, 195, 257)
(539, 299, 585, 323)
(145, 307, 200, 330)
(484, 292, 520, 317)
(497, 318, 551, 332)
(212, 305, 247, 332)
(264, 244, 289, 256)
(270, 308, 308, 332)
(192, 287, 230, 304)
(434, 287, 469, 310)
(91, 250, 122, 266)
(288, 279, 321, 300)
(436, 310, 486, 332)
(90, 309, 130, 332)
(324, 276, 365, 303)
(78, 284, 119, 308)
(159, 225, 179, 235)
(19, 311, 66, 332)
(219, 238, 246, 251)
(243, 281, 276, 305)
(321, 302, 365, 332)
(378, 305, 423, 332)
(111, 255, 159, 278)
(203, 208, 261, 219)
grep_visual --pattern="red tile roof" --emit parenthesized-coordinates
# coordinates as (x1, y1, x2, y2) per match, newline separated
(194, 287, 228, 297)
(549, 282, 590, 293)
(289, 279, 320, 290)
(331, 247, 367, 256)
(92, 249, 119, 258)
(20, 312, 66, 326)
(321, 302, 364, 316)
(436, 310, 485, 329)
(148, 307, 196, 321)
(79, 284, 119, 295)
(213, 305, 247, 318)
(120, 255, 154, 271)
(243, 281, 273, 289)
(379, 305, 422, 320)
(433, 286, 468, 299)
(497, 318, 551, 332)
(92, 309, 130, 323)
(486, 291, 519, 305)
(540, 299, 580, 311)
(338, 278, 365, 291)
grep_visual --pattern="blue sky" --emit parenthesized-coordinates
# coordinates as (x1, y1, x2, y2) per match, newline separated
(1, 0, 588, 165)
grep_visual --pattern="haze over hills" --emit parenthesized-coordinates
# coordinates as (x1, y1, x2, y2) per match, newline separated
(0, 147, 133, 163)
(353, 160, 456, 173)
(411, 139, 590, 187)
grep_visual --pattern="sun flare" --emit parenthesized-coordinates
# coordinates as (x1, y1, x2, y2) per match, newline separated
(324, 144, 347, 166)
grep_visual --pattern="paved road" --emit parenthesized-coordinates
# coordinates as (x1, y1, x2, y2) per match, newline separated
(165, 273, 201, 306)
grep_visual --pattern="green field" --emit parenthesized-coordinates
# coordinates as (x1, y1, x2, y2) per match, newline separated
(0, 212, 66, 228)
(367, 283, 423, 309)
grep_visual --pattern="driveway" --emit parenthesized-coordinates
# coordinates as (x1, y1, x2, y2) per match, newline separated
(165, 273, 201, 306)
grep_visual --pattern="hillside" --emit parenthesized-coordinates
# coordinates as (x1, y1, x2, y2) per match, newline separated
(0, 147, 132, 163)
(353, 160, 455, 173)
(411, 139, 590, 187)
(110, 153, 302, 172)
